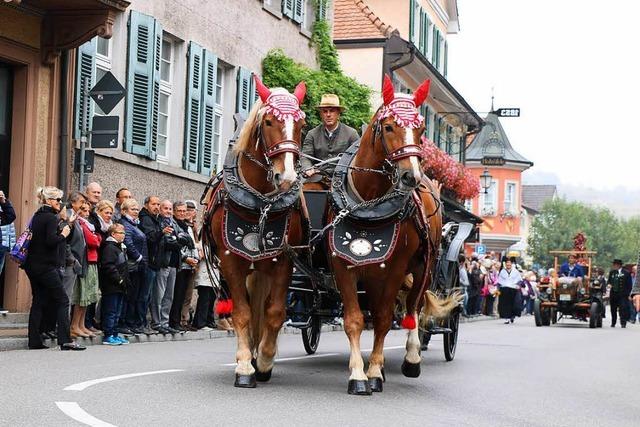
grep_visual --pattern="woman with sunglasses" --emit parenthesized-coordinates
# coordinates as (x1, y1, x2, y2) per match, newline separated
(24, 186, 85, 350)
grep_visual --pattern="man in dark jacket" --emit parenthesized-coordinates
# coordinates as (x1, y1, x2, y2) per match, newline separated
(138, 195, 163, 334)
(99, 223, 130, 345)
(84, 182, 103, 231)
(149, 200, 181, 334)
(608, 258, 633, 328)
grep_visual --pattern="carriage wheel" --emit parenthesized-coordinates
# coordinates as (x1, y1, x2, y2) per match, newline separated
(443, 310, 460, 361)
(302, 313, 321, 354)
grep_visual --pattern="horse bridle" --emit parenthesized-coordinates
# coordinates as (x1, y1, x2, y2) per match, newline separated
(243, 119, 302, 181)
(370, 119, 424, 183)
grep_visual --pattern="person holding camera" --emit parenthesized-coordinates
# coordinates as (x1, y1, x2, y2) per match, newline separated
(168, 201, 199, 331)
(150, 200, 182, 334)
(24, 187, 85, 350)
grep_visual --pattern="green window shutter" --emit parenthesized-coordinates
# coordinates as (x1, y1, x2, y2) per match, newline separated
(425, 105, 431, 138)
(443, 40, 448, 78)
(409, 0, 415, 43)
(432, 26, 438, 65)
(74, 38, 96, 141)
(148, 19, 162, 160)
(199, 50, 218, 176)
(425, 15, 430, 55)
(283, 0, 294, 18)
(236, 67, 252, 119)
(125, 10, 158, 158)
(184, 41, 204, 172)
(436, 30, 441, 70)
(293, 0, 303, 23)
(318, 0, 326, 20)
(418, 10, 424, 52)
(249, 72, 261, 110)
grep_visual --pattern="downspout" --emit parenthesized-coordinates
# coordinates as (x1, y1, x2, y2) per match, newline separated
(58, 50, 69, 193)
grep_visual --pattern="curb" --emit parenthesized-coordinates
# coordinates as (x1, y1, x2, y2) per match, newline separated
(460, 315, 499, 323)
(0, 324, 346, 351)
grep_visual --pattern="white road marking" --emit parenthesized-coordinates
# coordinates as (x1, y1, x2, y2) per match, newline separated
(55, 402, 116, 427)
(221, 345, 406, 367)
(64, 369, 184, 391)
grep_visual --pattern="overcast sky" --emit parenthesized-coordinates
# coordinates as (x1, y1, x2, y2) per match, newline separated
(447, 0, 640, 191)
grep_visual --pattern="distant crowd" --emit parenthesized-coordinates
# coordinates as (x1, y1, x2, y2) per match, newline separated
(458, 251, 638, 327)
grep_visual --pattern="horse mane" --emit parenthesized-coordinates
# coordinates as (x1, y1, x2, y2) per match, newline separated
(232, 87, 291, 154)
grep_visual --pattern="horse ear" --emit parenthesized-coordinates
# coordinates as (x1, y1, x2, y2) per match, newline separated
(382, 74, 395, 105)
(293, 81, 306, 104)
(253, 75, 271, 103)
(413, 79, 431, 106)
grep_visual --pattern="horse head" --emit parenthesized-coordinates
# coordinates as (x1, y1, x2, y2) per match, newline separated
(251, 76, 307, 193)
(373, 74, 430, 192)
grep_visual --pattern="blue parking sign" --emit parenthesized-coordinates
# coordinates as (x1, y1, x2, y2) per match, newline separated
(475, 244, 486, 255)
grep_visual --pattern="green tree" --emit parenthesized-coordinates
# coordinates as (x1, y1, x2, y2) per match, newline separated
(528, 198, 624, 270)
(262, 6, 372, 131)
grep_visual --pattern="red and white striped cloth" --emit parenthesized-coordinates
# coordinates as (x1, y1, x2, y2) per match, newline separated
(378, 95, 424, 129)
(265, 93, 306, 122)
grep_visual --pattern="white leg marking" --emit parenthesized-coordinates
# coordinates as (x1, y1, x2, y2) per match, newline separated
(257, 352, 274, 373)
(348, 341, 368, 381)
(235, 359, 255, 376)
(55, 402, 115, 427)
(405, 314, 421, 364)
(366, 363, 383, 380)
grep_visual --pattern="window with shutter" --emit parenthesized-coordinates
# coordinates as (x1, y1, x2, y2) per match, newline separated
(250, 72, 260, 110)
(318, 0, 326, 20)
(199, 50, 218, 176)
(418, 9, 424, 53)
(236, 67, 252, 119)
(74, 38, 97, 140)
(409, 0, 415, 43)
(184, 41, 204, 172)
(443, 40, 448, 78)
(432, 26, 438, 66)
(124, 10, 162, 159)
(293, 0, 304, 23)
(282, 0, 294, 18)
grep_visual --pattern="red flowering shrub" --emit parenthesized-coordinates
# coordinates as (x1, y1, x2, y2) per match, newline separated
(420, 137, 480, 200)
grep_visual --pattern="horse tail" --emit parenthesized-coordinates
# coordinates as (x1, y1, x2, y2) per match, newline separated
(246, 271, 271, 353)
(422, 290, 462, 320)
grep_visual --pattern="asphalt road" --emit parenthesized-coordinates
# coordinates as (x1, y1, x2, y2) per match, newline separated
(1, 316, 639, 427)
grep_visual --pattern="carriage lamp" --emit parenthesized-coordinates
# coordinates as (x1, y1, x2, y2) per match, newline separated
(480, 168, 492, 194)
(546, 288, 552, 294)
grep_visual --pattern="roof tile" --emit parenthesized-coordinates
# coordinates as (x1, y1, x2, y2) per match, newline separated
(333, 0, 396, 40)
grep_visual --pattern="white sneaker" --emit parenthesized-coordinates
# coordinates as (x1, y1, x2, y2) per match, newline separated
(200, 326, 214, 331)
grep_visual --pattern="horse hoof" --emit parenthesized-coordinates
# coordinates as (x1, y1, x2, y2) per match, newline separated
(401, 360, 421, 378)
(368, 377, 383, 392)
(234, 373, 257, 388)
(251, 358, 272, 382)
(347, 379, 372, 395)
(255, 369, 272, 382)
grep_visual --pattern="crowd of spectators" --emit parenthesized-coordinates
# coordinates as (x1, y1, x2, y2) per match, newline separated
(24, 182, 231, 350)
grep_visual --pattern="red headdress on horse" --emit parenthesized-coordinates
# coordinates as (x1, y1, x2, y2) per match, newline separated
(378, 74, 430, 129)
(253, 75, 306, 122)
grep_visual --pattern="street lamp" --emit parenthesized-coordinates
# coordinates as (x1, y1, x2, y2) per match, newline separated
(480, 168, 492, 194)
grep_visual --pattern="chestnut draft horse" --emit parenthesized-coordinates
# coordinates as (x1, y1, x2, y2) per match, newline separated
(329, 75, 458, 395)
(204, 77, 307, 388)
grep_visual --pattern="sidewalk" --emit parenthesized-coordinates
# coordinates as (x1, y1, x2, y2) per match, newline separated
(0, 313, 344, 351)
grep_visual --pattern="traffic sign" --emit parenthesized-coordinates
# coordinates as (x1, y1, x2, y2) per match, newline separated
(91, 116, 119, 149)
(475, 244, 486, 255)
(89, 71, 125, 115)
(74, 148, 94, 173)
(495, 108, 520, 117)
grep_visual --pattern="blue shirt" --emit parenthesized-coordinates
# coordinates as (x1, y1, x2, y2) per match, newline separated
(559, 262, 584, 278)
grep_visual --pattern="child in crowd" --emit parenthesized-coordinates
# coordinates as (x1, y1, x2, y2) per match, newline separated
(99, 223, 130, 346)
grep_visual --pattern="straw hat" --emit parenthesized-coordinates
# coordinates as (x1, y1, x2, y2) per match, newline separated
(316, 93, 345, 110)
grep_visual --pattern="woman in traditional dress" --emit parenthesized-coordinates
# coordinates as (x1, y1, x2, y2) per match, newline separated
(497, 258, 523, 324)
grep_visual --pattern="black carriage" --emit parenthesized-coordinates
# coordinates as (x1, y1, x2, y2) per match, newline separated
(285, 189, 473, 359)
